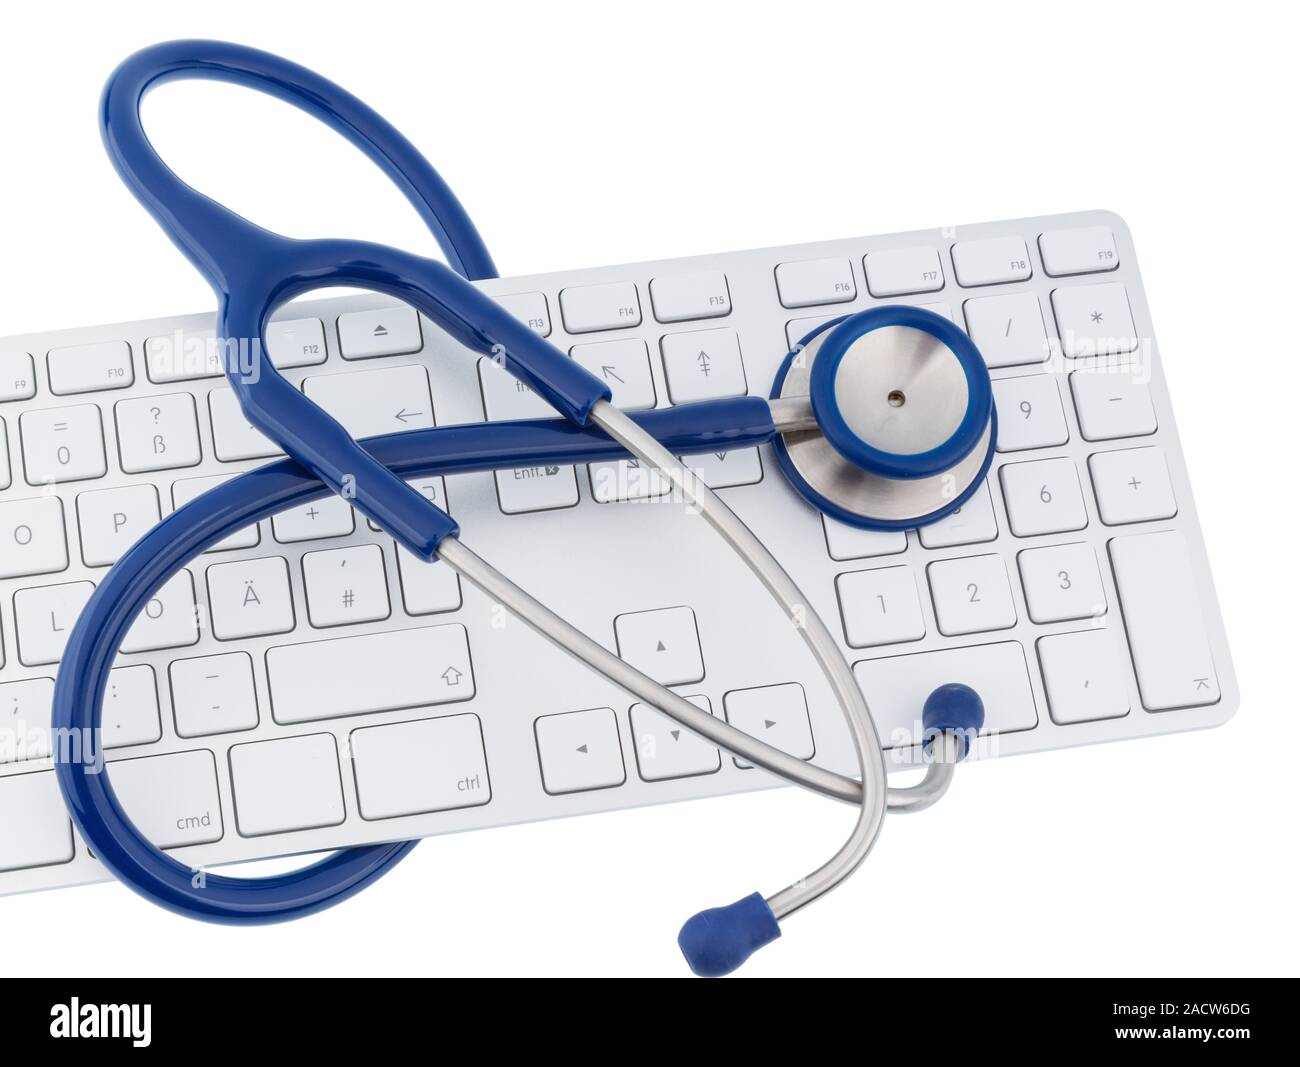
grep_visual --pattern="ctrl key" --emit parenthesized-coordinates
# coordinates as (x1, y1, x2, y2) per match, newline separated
(352, 713, 490, 820)
(106, 749, 223, 848)
(0, 770, 74, 872)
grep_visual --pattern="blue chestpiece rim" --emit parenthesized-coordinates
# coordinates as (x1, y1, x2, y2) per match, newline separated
(808, 305, 992, 482)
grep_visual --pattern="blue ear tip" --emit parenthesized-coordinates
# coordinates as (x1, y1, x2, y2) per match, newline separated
(678, 892, 781, 977)
(922, 682, 985, 761)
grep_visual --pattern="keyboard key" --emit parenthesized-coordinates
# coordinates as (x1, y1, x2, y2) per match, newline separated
(588, 458, 668, 502)
(266, 624, 474, 724)
(1000, 457, 1088, 537)
(650, 270, 732, 322)
(0, 678, 54, 762)
(992, 375, 1069, 452)
(20, 404, 106, 484)
(396, 546, 462, 615)
(614, 606, 704, 685)
(951, 236, 1032, 287)
(864, 246, 943, 297)
(144, 328, 225, 382)
(209, 387, 283, 461)
(272, 495, 355, 544)
(206, 556, 296, 640)
(534, 707, 626, 794)
(303, 364, 435, 438)
(570, 338, 656, 409)
(927, 554, 1017, 635)
(121, 570, 199, 653)
(0, 671, 156, 759)
(852, 641, 1037, 749)
(302, 544, 391, 627)
(775, 257, 856, 309)
(494, 291, 551, 336)
(77, 484, 160, 566)
(1070, 369, 1157, 441)
(108, 749, 223, 847)
(0, 350, 36, 401)
(14, 580, 93, 665)
(1051, 283, 1138, 359)
(963, 292, 1050, 368)
(1039, 226, 1119, 277)
(661, 328, 747, 403)
(265, 317, 327, 368)
(0, 418, 8, 489)
(786, 314, 841, 349)
(170, 651, 260, 737)
(724, 683, 814, 766)
(0, 496, 68, 578)
(337, 306, 423, 359)
(559, 282, 641, 333)
(385, 474, 450, 517)
(229, 733, 346, 836)
(479, 357, 558, 420)
(173, 474, 261, 552)
(1037, 629, 1130, 724)
(681, 447, 762, 489)
(0, 771, 73, 872)
(351, 713, 490, 818)
(1089, 447, 1176, 525)
(1109, 530, 1219, 711)
(822, 516, 907, 561)
(48, 340, 134, 394)
(836, 566, 926, 648)
(629, 695, 720, 781)
(495, 464, 579, 514)
(115, 393, 202, 473)
(918, 481, 998, 548)
(1017, 542, 1106, 623)
(102, 664, 162, 748)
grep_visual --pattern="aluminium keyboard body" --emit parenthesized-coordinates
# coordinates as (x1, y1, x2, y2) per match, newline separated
(0, 209, 1237, 896)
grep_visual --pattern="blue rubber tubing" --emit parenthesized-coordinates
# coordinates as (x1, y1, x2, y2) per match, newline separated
(53, 38, 507, 923)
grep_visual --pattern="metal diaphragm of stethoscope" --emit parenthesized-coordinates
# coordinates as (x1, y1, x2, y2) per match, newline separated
(52, 40, 992, 977)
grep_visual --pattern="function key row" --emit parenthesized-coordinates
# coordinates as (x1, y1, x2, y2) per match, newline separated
(556, 271, 732, 334)
(773, 226, 1121, 310)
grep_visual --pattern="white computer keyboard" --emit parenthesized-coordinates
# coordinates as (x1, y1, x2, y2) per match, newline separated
(0, 209, 1237, 895)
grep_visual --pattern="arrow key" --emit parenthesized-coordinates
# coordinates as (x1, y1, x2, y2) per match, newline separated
(723, 682, 814, 768)
(534, 707, 626, 795)
(570, 338, 656, 410)
(682, 447, 762, 489)
(630, 695, 720, 781)
(614, 606, 705, 685)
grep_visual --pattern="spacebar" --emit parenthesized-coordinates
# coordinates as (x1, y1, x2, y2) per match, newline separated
(267, 625, 475, 724)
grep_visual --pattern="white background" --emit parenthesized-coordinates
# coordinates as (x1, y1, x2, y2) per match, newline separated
(1, 0, 1296, 977)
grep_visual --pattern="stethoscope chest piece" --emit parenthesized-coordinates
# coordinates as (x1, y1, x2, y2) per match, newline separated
(771, 305, 996, 529)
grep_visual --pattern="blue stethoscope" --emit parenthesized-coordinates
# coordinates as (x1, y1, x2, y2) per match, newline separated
(53, 40, 992, 976)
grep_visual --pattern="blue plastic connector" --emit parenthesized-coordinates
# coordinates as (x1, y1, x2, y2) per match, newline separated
(678, 892, 781, 977)
(921, 682, 985, 761)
